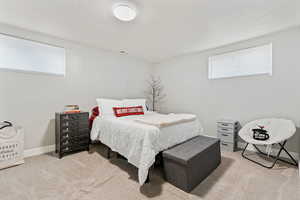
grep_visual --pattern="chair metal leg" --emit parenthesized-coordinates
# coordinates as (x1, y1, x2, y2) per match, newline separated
(241, 141, 298, 169)
(241, 143, 249, 157)
(253, 141, 298, 167)
(278, 143, 298, 166)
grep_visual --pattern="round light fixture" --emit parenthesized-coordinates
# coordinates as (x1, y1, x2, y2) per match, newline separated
(113, 3, 137, 22)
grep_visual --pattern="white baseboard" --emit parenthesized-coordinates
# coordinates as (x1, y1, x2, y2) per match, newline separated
(24, 145, 55, 158)
(201, 134, 218, 139)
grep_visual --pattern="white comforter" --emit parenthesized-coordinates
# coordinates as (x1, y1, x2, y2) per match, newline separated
(134, 113, 197, 128)
(90, 111, 203, 185)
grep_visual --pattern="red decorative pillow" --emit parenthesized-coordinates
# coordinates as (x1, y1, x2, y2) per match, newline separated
(89, 106, 100, 129)
(113, 106, 144, 117)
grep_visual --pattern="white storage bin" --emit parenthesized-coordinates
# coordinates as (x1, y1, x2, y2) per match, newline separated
(217, 119, 240, 152)
(0, 126, 24, 169)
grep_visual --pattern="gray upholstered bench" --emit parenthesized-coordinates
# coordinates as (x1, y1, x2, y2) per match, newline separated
(162, 136, 221, 192)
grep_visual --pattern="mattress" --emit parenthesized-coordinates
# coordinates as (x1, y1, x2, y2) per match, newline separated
(90, 111, 203, 185)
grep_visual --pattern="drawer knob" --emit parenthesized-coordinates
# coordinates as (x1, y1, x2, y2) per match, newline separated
(63, 134, 69, 139)
(63, 115, 70, 120)
(222, 134, 229, 136)
(62, 128, 69, 133)
(221, 143, 228, 146)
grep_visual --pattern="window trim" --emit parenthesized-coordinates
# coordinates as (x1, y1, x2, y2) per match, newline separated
(208, 43, 273, 80)
(0, 32, 66, 77)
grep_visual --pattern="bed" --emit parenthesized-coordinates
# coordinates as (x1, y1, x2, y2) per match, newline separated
(90, 109, 203, 185)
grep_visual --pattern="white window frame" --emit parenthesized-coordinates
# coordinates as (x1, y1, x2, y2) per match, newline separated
(0, 33, 66, 76)
(208, 43, 272, 80)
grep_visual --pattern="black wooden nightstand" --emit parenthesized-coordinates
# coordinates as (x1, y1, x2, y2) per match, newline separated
(55, 112, 90, 159)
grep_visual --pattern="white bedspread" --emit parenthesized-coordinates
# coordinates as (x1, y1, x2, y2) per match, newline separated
(90, 111, 203, 185)
(134, 113, 197, 128)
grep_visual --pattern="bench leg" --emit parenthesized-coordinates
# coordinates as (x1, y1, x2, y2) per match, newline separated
(145, 174, 150, 183)
(145, 165, 155, 184)
(107, 146, 111, 159)
(116, 153, 127, 160)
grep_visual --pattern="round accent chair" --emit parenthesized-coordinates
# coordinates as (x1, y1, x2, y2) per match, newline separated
(239, 118, 298, 168)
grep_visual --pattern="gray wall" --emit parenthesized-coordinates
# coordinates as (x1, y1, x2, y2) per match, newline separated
(0, 24, 152, 150)
(154, 27, 300, 153)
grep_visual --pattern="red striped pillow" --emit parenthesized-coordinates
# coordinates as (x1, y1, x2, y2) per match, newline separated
(113, 106, 144, 117)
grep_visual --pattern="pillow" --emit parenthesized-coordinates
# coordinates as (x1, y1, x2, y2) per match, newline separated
(113, 106, 144, 117)
(96, 98, 122, 116)
(122, 99, 147, 112)
(89, 106, 100, 129)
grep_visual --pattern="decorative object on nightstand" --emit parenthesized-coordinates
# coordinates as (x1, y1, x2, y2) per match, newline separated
(217, 119, 240, 152)
(55, 112, 90, 159)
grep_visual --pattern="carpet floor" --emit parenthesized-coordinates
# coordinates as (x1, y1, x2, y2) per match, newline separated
(0, 144, 299, 200)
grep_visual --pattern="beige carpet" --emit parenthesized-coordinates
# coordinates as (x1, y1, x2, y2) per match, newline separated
(0, 144, 299, 200)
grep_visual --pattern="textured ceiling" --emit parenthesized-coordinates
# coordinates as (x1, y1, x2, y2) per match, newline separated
(0, 0, 299, 63)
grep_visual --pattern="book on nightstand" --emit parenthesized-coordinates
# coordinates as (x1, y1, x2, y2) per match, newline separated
(63, 105, 81, 114)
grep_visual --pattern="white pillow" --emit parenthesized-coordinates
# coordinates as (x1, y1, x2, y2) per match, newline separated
(122, 99, 147, 112)
(96, 98, 122, 116)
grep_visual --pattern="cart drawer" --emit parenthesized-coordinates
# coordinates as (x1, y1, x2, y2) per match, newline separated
(220, 141, 236, 152)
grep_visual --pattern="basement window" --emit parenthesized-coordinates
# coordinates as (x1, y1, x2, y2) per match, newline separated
(0, 33, 65, 76)
(208, 43, 272, 79)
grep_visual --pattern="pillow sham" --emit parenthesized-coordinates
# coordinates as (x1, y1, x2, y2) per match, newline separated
(113, 106, 144, 117)
(122, 99, 147, 112)
(96, 98, 122, 116)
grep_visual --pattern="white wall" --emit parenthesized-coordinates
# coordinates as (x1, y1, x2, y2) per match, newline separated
(0, 24, 152, 150)
(154, 27, 300, 152)
(1, 23, 299, 154)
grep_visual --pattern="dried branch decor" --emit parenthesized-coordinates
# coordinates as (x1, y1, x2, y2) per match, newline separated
(145, 76, 166, 111)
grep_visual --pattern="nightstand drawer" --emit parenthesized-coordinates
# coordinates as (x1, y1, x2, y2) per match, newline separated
(60, 114, 79, 121)
(78, 120, 88, 129)
(61, 144, 88, 153)
(60, 133, 71, 140)
(78, 128, 89, 136)
(60, 128, 89, 139)
(61, 126, 78, 135)
(78, 112, 89, 118)
(218, 131, 234, 142)
(60, 135, 72, 142)
(61, 136, 89, 147)
(78, 124, 90, 130)
(61, 120, 78, 128)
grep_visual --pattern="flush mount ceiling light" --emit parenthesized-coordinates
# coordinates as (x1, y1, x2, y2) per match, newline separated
(112, 2, 137, 22)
